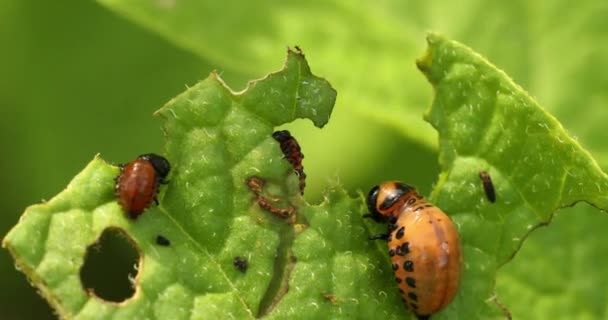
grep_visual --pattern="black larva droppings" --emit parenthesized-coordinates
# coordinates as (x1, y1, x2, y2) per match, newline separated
(479, 170, 496, 203)
(233, 256, 248, 273)
(406, 277, 416, 288)
(404, 260, 414, 272)
(155, 235, 170, 246)
(408, 292, 418, 301)
(395, 227, 405, 239)
(396, 242, 410, 256)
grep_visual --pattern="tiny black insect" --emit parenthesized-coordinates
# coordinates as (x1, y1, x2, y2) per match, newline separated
(479, 171, 496, 203)
(233, 256, 248, 273)
(156, 235, 171, 246)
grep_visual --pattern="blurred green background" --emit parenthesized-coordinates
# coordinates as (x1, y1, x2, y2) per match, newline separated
(1, 0, 607, 319)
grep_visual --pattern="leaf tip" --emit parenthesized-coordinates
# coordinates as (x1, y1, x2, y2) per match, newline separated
(287, 45, 305, 57)
(416, 32, 445, 76)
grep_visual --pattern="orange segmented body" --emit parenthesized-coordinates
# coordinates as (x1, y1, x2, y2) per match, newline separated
(365, 181, 461, 319)
(272, 130, 306, 194)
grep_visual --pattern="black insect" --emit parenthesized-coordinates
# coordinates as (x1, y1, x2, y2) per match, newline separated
(479, 171, 496, 203)
(156, 235, 171, 246)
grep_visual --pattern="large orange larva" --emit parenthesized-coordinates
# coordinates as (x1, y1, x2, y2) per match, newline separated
(365, 181, 461, 319)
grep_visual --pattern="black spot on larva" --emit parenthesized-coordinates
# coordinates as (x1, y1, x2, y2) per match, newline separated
(387, 234, 392, 242)
(399, 288, 404, 294)
(404, 260, 414, 272)
(396, 242, 410, 256)
(414, 206, 424, 212)
(406, 277, 416, 288)
(406, 198, 416, 205)
(392, 263, 399, 271)
(408, 292, 418, 301)
(395, 277, 402, 284)
(395, 227, 405, 239)
(389, 248, 396, 256)
(156, 235, 171, 246)
(424, 204, 433, 208)
(410, 302, 419, 310)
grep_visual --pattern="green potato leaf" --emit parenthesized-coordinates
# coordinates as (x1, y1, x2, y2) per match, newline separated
(5, 30, 608, 319)
(417, 33, 608, 319)
(3, 49, 346, 319)
(496, 204, 608, 319)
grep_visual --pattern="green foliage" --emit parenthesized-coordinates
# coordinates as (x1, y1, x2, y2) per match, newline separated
(3, 50, 338, 318)
(6, 33, 608, 319)
(418, 34, 608, 319)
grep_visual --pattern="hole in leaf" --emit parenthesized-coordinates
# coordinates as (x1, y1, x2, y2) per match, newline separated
(80, 227, 140, 302)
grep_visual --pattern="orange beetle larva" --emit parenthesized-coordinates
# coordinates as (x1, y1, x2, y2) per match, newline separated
(365, 181, 461, 319)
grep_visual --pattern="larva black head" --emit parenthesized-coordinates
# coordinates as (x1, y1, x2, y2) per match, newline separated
(365, 185, 385, 222)
(366, 181, 416, 221)
(272, 130, 292, 143)
(139, 153, 171, 179)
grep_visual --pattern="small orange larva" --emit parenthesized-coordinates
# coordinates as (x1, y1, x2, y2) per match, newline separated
(115, 154, 170, 219)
